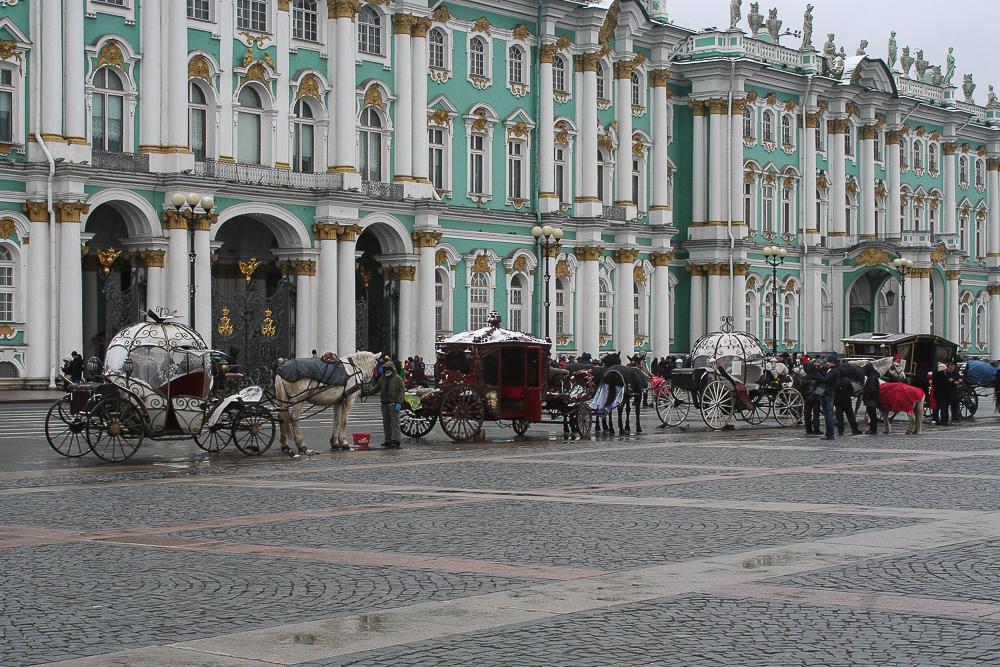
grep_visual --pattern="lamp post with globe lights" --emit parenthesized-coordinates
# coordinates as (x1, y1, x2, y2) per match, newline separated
(762, 246, 787, 356)
(532, 224, 563, 343)
(170, 192, 216, 327)
(892, 257, 914, 332)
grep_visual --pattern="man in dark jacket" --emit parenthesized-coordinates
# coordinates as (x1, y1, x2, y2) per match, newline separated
(862, 363, 882, 434)
(931, 362, 950, 425)
(373, 361, 405, 448)
(68, 351, 85, 384)
(819, 353, 840, 440)
(834, 370, 861, 436)
(800, 362, 822, 435)
(945, 361, 963, 425)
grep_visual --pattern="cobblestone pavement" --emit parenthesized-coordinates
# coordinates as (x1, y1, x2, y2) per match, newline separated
(0, 401, 998, 666)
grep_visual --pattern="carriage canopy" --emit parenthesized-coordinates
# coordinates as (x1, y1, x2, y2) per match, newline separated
(690, 331, 767, 383)
(841, 333, 957, 381)
(104, 320, 213, 399)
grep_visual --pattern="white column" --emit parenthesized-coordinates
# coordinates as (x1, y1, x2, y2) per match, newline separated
(613, 250, 636, 355)
(336, 225, 359, 355)
(62, 0, 86, 145)
(538, 45, 557, 213)
(887, 131, 902, 240)
(166, 222, 190, 323)
(575, 249, 601, 357)
(987, 160, 1000, 257)
(731, 268, 747, 332)
(689, 266, 706, 346)
(139, 0, 162, 153)
(860, 125, 877, 238)
(167, 0, 189, 152)
(335, 8, 360, 182)
(275, 6, 292, 168)
(575, 53, 600, 217)
(293, 263, 315, 358)
(415, 230, 439, 363)
(651, 256, 672, 356)
(25, 212, 51, 378)
(614, 63, 635, 218)
(145, 262, 164, 311)
(393, 14, 413, 182)
(397, 269, 416, 360)
(649, 72, 670, 225)
(316, 226, 338, 355)
(58, 214, 83, 357)
(989, 288, 1000, 359)
(193, 225, 212, 339)
(913, 271, 931, 334)
(730, 103, 745, 231)
(690, 103, 707, 224)
(828, 120, 847, 241)
(943, 143, 957, 237)
(707, 101, 727, 225)
(40, 0, 62, 140)
(804, 115, 818, 234)
(706, 266, 723, 334)
(411, 19, 431, 191)
(946, 272, 960, 342)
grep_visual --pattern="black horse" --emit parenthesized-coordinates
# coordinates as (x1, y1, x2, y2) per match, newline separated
(592, 351, 649, 434)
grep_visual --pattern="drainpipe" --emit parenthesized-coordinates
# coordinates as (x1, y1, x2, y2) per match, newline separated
(533, 0, 544, 338)
(35, 133, 57, 388)
(800, 74, 813, 352)
(726, 60, 736, 318)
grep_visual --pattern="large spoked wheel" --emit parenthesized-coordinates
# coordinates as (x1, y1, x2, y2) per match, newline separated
(400, 408, 437, 438)
(655, 384, 690, 427)
(439, 385, 485, 442)
(45, 395, 91, 457)
(959, 386, 979, 418)
(86, 394, 145, 462)
(740, 391, 770, 426)
(773, 387, 805, 427)
(571, 403, 593, 438)
(232, 405, 276, 456)
(700, 379, 735, 430)
(511, 419, 530, 436)
(194, 406, 236, 452)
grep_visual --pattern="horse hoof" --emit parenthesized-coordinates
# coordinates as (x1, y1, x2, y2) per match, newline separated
(339, 445, 350, 451)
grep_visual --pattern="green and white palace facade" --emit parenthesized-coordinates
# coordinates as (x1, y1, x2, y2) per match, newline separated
(0, 0, 999, 383)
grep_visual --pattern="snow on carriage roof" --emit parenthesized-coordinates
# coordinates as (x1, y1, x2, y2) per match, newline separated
(437, 311, 549, 347)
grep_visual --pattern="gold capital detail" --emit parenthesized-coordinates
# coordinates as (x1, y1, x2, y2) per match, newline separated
(805, 113, 821, 129)
(649, 69, 670, 88)
(946, 270, 962, 281)
(329, 0, 361, 20)
(613, 248, 639, 265)
(649, 251, 673, 266)
(395, 265, 416, 281)
(392, 13, 416, 34)
(22, 200, 48, 222)
(885, 131, 902, 146)
(706, 98, 729, 115)
(53, 201, 91, 223)
(411, 17, 432, 38)
(827, 119, 850, 134)
(860, 125, 878, 141)
(540, 44, 559, 64)
(688, 100, 707, 117)
(574, 246, 604, 262)
(313, 222, 339, 240)
(686, 264, 708, 277)
(290, 259, 317, 276)
(613, 59, 635, 80)
(335, 224, 362, 242)
(986, 158, 1000, 172)
(733, 263, 751, 276)
(188, 55, 212, 83)
(987, 285, 1000, 296)
(942, 142, 958, 156)
(413, 230, 442, 247)
(139, 250, 166, 268)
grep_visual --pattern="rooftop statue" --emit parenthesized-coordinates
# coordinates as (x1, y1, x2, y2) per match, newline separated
(822, 33, 836, 73)
(887, 31, 897, 69)
(962, 74, 976, 103)
(900, 46, 913, 78)
(747, 2, 764, 37)
(988, 85, 999, 108)
(943, 47, 955, 86)
(730, 0, 742, 30)
(766, 7, 782, 43)
(856, 39, 867, 56)
(801, 4, 813, 49)
(915, 49, 929, 81)
(930, 65, 943, 87)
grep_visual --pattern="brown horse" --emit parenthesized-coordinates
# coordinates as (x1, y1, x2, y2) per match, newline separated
(273, 351, 380, 454)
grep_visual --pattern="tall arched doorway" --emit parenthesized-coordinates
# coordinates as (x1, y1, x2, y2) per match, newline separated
(849, 269, 899, 335)
(211, 216, 293, 372)
(355, 228, 397, 358)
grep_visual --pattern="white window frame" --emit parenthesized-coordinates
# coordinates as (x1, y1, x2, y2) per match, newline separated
(596, 61, 608, 102)
(427, 26, 453, 81)
(465, 106, 495, 201)
(977, 304, 987, 347)
(187, 0, 212, 22)
(506, 137, 527, 202)
(874, 130, 882, 163)
(435, 267, 453, 335)
(465, 252, 497, 330)
(88, 0, 134, 21)
(633, 281, 648, 337)
(762, 182, 775, 233)
(783, 291, 797, 342)
(598, 277, 612, 336)
(90, 66, 129, 153)
(960, 303, 971, 345)
(928, 142, 938, 172)
(960, 212, 969, 251)
(781, 114, 792, 147)
(0, 243, 21, 325)
(358, 104, 390, 182)
(552, 55, 568, 94)
(976, 214, 985, 258)
(781, 185, 794, 235)
(912, 139, 923, 171)
(188, 80, 211, 161)
(291, 97, 319, 173)
(597, 147, 613, 206)
(762, 110, 774, 143)
(236, 0, 269, 33)
(507, 44, 525, 87)
(976, 159, 985, 189)
(0, 62, 24, 148)
(630, 70, 644, 110)
(291, 0, 322, 44)
(357, 4, 389, 62)
(959, 156, 969, 184)
(745, 289, 759, 337)
(743, 105, 754, 140)
(466, 33, 493, 86)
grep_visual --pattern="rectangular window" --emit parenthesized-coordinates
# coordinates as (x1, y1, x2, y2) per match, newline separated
(0, 90, 11, 143)
(359, 130, 382, 181)
(510, 287, 522, 305)
(292, 2, 318, 41)
(237, 112, 261, 164)
(435, 306, 442, 331)
(293, 123, 314, 173)
(845, 130, 853, 156)
(815, 127, 823, 151)
(762, 185, 774, 232)
(510, 308, 522, 332)
(189, 107, 206, 161)
(237, 0, 267, 32)
(744, 183, 752, 226)
(556, 290, 565, 307)
(0, 265, 11, 286)
(99, 0, 126, 6)
(599, 311, 608, 335)
(187, 0, 210, 20)
(632, 159, 640, 207)
(470, 134, 484, 194)
(0, 291, 11, 322)
(508, 140, 523, 199)
(782, 189, 791, 235)
(92, 94, 104, 150)
(556, 310, 565, 335)
(429, 128, 444, 190)
(597, 163, 604, 204)
(554, 147, 565, 204)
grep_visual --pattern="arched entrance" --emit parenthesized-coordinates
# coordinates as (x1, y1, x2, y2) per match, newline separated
(355, 228, 397, 358)
(848, 269, 899, 335)
(211, 216, 293, 372)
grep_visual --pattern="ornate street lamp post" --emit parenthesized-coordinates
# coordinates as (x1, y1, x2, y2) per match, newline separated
(170, 192, 216, 326)
(892, 256, 914, 332)
(532, 224, 563, 342)
(762, 245, 787, 356)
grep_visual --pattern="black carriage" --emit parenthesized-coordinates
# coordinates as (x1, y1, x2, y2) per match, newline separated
(400, 312, 594, 441)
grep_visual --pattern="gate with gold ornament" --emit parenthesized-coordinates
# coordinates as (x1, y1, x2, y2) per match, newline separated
(99, 249, 146, 350)
(210, 261, 293, 376)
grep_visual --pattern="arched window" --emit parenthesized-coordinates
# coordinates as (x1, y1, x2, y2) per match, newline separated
(977, 304, 987, 346)
(630, 71, 641, 108)
(912, 140, 922, 170)
(928, 143, 937, 172)
(554, 144, 567, 205)
(292, 99, 315, 173)
(358, 105, 383, 182)
(508, 46, 523, 85)
(435, 268, 451, 333)
(745, 291, 758, 337)
(0, 245, 14, 323)
(596, 62, 606, 100)
(961, 303, 971, 344)
(743, 106, 752, 139)
(236, 85, 263, 164)
(781, 115, 791, 145)
(556, 277, 568, 335)
(428, 29, 445, 69)
(469, 271, 490, 329)
(509, 274, 525, 332)
(92, 67, 125, 152)
(960, 156, 969, 183)
(762, 110, 773, 142)
(358, 6, 381, 55)
(763, 290, 775, 344)
(188, 81, 208, 161)
(762, 182, 775, 232)
(599, 278, 611, 335)
(553, 55, 567, 93)
(783, 292, 796, 341)
(292, 0, 318, 41)
(976, 160, 985, 188)
(429, 125, 445, 191)
(469, 37, 486, 78)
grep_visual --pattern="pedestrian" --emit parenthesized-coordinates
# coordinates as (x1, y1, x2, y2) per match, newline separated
(862, 363, 881, 434)
(834, 368, 862, 436)
(67, 351, 85, 384)
(946, 361, 963, 425)
(311, 349, 319, 359)
(819, 353, 839, 440)
(931, 362, 949, 425)
(650, 357, 660, 378)
(800, 362, 822, 435)
(372, 361, 405, 448)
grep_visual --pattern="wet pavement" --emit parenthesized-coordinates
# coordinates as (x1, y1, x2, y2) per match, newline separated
(1, 398, 999, 666)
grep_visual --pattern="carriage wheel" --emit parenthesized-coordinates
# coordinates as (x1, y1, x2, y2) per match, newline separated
(773, 387, 804, 427)
(45, 395, 90, 458)
(400, 409, 437, 438)
(572, 403, 593, 438)
(194, 406, 236, 452)
(439, 385, 485, 442)
(512, 419, 530, 436)
(86, 395, 144, 462)
(654, 384, 690, 427)
(700, 380, 734, 430)
(232, 405, 276, 456)
(740, 391, 770, 426)
(959, 386, 979, 418)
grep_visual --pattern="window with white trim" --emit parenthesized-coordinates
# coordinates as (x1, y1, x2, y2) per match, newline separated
(977, 304, 986, 346)
(976, 159, 985, 188)
(358, 6, 381, 55)
(552, 55, 567, 93)
(900, 138, 909, 167)
(960, 156, 969, 183)
(961, 303, 970, 344)
(470, 271, 490, 329)
(92, 67, 125, 152)
(469, 37, 486, 78)
(913, 140, 922, 170)
(554, 145, 567, 205)
(236, 85, 263, 164)
(815, 122, 824, 151)
(429, 127, 445, 191)
(292, 0, 318, 41)
(0, 245, 13, 323)
(782, 187, 792, 235)
(189, 81, 208, 161)
(599, 278, 611, 335)
(762, 111, 773, 142)
(630, 71, 641, 108)
(429, 29, 445, 69)
(743, 106, 753, 139)
(844, 126, 853, 156)
(745, 291, 758, 337)
(960, 212, 969, 251)
(929, 203, 937, 233)
(292, 98, 315, 173)
(0, 68, 12, 143)
(470, 133, 486, 195)
(596, 62, 606, 101)
(976, 215, 984, 258)
(236, 0, 267, 32)
(507, 138, 525, 200)
(928, 142, 937, 171)
(874, 131, 882, 162)
(762, 183, 775, 233)
(744, 182, 753, 228)
(763, 290, 775, 344)
(783, 292, 796, 341)
(435, 268, 452, 333)
(359, 106, 384, 181)
(781, 114, 791, 146)
(632, 158, 641, 208)
(509, 274, 524, 332)
(187, 0, 210, 21)
(508, 46, 523, 85)
(556, 277, 568, 335)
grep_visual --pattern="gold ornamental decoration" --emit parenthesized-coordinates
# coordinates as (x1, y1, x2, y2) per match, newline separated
(363, 84, 384, 110)
(218, 308, 234, 336)
(556, 35, 572, 51)
(512, 24, 530, 41)
(0, 324, 14, 339)
(471, 255, 490, 273)
(472, 18, 491, 35)
(296, 73, 321, 99)
(930, 242, 947, 266)
(97, 40, 125, 70)
(261, 309, 276, 337)
(432, 5, 451, 22)
(598, 1, 620, 46)
(850, 247, 892, 267)
(239, 257, 262, 282)
(633, 266, 646, 283)
(188, 55, 212, 83)
(0, 40, 23, 74)
(240, 62, 268, 88)
(239, 32, 271, 48)
(512, 255, 528, 273)
(555, 260, 571, 278)
(429, 109, 451, 127)
(98, 249, 122, 275)
(471, 108, 489, 132)
(435, 249, 448, 266)
(0, 217, 16, 239)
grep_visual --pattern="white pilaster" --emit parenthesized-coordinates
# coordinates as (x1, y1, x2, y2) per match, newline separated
(707, 100, 726, 225)
(411, 18, 431, 194)
(25, 218, 50, 378)
(146, 264, 164, 312)
(613, 250, 636, 355)
(828, 119, 847, 243)
(649, 73, 671, 226)
(614, 64, 635, 218)
(393, 15, 413, 183)
(294, 267, 314, 358)
(316, 228, 338, 355)
(193, 226, 212, 339)
(337, 226, 358, 355)
(82, 267, 98, 360)
(730, 104, 745, 232)
(62, 0, 86, 147)
(397, 270, 416, 360)
(689, 266, 706, 345)
(989, 288, 1000, 359)
(538, 45, 557, 213)
(690, 103, 707, 224)
(946, 273, 960, 343)
(415, 232, 438, 363)
(887, 132, 902, 240)
(987, 161, 1000, 259)
(731, 268, 747, 332)
(860, 125, 876, 238)
(575, 249, 601, 357)
(58, 220, 83, 357)
(166, 226, 190, 323)
(804, 116, 818, 234)
(275, 6, 292, 169)
(139, 0, 162, 154)
(943, 144, 957, 238)
(40, 0, 62, 141)
(218, 0, 235, 161)
(165, 0, 194, 170)
(706, 267, 723, 334)
(335, 10, 360, 187)
(575, 53, 601, 217)
(651, 257, 671, 356)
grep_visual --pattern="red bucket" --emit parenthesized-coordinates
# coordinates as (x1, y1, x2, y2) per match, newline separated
(352, 433, 371, 450)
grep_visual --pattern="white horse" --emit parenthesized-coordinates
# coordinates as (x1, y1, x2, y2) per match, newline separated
(273, 351, 380, 454)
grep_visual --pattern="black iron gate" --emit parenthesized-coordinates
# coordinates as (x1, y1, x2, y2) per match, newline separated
(104, 267, 145, 342)
(211, 276, 293, 374)
(355, 273, 397, 358)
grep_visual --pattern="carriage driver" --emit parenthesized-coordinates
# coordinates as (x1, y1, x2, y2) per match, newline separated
(373, 361, 405, 449)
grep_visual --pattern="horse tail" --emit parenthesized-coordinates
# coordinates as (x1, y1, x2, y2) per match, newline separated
(273, 375, 288, 411)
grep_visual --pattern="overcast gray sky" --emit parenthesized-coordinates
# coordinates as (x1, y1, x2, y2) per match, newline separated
(598, 0, 999, 105)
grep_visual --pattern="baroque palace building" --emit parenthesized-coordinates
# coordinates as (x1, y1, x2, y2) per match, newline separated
(0, 0, 999, 383)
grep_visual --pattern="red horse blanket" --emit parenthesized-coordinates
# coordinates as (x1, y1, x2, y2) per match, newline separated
(879, 383, 925, 413)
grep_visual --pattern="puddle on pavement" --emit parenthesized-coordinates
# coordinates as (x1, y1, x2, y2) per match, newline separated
(742, 553, 793, 569)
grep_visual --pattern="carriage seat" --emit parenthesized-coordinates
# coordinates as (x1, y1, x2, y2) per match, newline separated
(155, 372, 208, 398)
(501, 386, 523, 400)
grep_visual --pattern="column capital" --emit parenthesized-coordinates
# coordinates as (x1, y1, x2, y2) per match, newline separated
(335, 223, 363, 242)
(885, 130, 903, 145)
(540, 44, 559, 64)
(277, 0, 289, 10)
(411, 17, 432, 37)
(313, 222, 338, 240)
(649, 69, 671, 87)
(22, 200, 49, 222)
(575, 51, 601, 72)
(730, 99, 748, 115)
(649, 251, 674, 266)
(613, 59, 636, 80)
(827, 119, 850, 134)
(392, 13, 416, 34)
(706, 262, 730, 276)
(686, 264, 708, 277)
(945, 270, 962, 281)
(574, 245, 604, 261)
(942, 142, 959, 156)
(986, 158, 1000, 171)
(53, 201, 90, 223)
(706, 98, 729, 115)
(394, 265, 417, 281)
(290, 259, 317, 276)
(988, 285, 1000, 296)
(688, 100, 707, 116)
(805, 113, 822, 129)
(412, 230, 443, 247)
(733, 262, 751, 275)
(612, 248, 639, 265)
(162, 210, 189, 230)
(139, 250, 166, 268)
(860, 125, 879, 141)
(328, 0, 361, 20)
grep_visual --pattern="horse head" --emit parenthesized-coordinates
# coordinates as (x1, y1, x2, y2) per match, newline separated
(601, 351, 622, 367)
